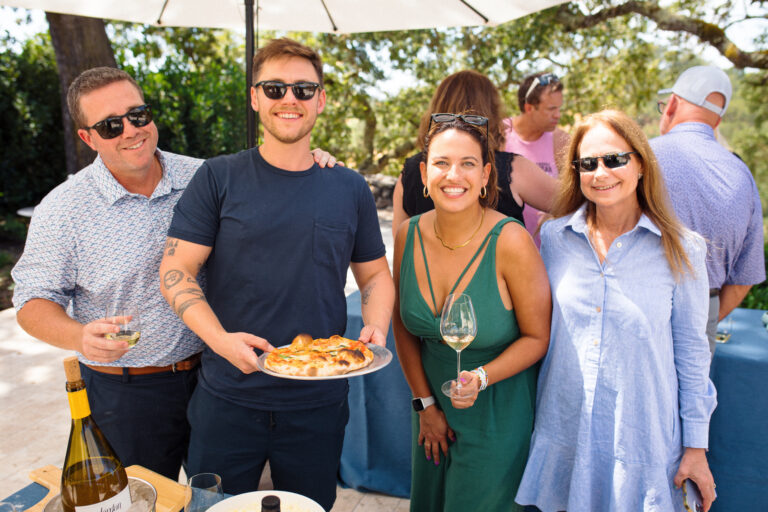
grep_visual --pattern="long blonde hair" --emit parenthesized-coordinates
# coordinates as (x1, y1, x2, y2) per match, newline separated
(551, 109, 694, 278)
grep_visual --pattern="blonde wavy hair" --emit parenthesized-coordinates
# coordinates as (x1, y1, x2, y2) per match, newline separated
(550, 109, 694, 278)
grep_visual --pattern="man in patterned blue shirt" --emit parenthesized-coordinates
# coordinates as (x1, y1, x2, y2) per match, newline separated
(12, 67, 205, 479)
(653, 65, 765, 355)
(12, 67, 344, 480)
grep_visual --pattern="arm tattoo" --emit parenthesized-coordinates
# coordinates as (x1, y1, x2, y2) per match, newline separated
(165, 238, 179, 256)
(163, 269, 184, 289)
(171, 288, 207, 318)
(361, 282, 376, 305)
(176, 297, 206, 318)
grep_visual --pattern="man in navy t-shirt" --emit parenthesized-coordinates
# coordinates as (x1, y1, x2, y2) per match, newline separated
(159, 38, 394, 510)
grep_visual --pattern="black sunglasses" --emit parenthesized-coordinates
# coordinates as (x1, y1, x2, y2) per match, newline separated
(428, 113, 489, 140)
(525, 73, 560, 101)
(573, 151, 637, 172)
(85, 104, 153, 140)
(254, 81, 321, 101)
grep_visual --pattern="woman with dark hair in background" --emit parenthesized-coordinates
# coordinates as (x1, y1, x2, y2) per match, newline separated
(392, 70, 556, 237)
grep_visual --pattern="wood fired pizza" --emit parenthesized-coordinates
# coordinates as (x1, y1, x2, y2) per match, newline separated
(264, 334, 375, 377)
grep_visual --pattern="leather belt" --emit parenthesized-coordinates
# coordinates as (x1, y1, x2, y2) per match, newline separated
(709, 288, 720, 297)
(86, 353, 201, 376)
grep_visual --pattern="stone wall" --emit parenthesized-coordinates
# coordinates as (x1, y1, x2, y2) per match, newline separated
(365, 174, 397, 209)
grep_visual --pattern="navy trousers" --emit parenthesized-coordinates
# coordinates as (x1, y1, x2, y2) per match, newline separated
(186, 385, 349, 512)
(80, 363, 198, 480)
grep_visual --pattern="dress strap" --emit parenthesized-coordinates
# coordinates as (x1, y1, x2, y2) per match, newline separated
(448, 222, 494, 295)
(449, 216, 522, 295)
(414, 217, 439, 316)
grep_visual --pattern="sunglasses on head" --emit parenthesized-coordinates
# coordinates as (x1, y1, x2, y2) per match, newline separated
(428, 113, 489, 140)
(573, 151, 637, 172)
(525, 73, 560, 102)
(85, 104, 152, 140)
(254, 81, 321, 101)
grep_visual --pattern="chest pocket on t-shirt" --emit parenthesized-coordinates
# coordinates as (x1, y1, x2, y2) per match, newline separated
(313, 220, 354, 269)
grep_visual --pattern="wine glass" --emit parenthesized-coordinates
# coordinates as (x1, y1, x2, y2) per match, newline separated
(185, 473, 224, 512)
(439, 293, 477, 398)
(105, 305, 141, 348)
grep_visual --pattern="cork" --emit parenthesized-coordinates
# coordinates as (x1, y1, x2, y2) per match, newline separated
(63, 356, 82, 383)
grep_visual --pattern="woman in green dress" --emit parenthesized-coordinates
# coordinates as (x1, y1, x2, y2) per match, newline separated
(392, 113, 552, 511)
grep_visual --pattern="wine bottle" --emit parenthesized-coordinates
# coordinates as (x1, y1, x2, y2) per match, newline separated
(260, 495, 280, 512)
(61, 357, 132, 512)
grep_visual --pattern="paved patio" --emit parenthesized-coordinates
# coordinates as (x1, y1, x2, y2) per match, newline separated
(0, 209, 408, 511)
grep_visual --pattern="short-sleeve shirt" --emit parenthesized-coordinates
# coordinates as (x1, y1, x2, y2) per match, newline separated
(168, 147, 386, 410)
(11, 150, 204, 367)
(650, 123, 765, 288)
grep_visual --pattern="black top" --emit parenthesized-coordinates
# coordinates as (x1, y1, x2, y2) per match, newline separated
(400, 151, 525, 222)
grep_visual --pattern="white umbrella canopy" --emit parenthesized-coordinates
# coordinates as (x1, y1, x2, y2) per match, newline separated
(3, 0, 570, 146)
(1, 0, 569, 33)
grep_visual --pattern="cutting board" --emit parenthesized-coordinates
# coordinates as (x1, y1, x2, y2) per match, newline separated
(26, 465, 188, 512)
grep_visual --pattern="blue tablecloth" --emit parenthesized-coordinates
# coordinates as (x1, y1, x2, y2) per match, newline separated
(339, 291, 412, 499)
(708, 307, 768, 511)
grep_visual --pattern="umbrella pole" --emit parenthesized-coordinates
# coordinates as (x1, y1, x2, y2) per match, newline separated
(245, 0, 257, 148)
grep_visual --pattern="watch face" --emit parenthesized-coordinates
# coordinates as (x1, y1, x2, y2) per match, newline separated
(412, 398, 424, 411)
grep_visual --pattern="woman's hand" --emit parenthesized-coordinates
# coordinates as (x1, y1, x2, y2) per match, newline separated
(417, 405, 455, 465)
(673, 447, 716, 512)
(450, 370, 480, 409)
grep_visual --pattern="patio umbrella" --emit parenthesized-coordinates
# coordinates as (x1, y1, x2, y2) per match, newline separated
(1, 0, 570, 145)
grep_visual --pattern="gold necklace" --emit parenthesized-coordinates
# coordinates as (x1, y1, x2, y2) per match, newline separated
(433, 208, 485, 250)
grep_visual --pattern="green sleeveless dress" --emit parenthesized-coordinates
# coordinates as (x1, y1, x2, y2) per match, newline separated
(400, 215, 537, 512)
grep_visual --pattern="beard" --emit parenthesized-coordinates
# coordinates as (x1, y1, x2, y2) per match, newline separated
(261, 107, 317, 144)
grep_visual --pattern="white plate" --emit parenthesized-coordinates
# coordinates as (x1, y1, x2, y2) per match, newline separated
(207, 490, 323, 512)
(256, 343, 392, 380)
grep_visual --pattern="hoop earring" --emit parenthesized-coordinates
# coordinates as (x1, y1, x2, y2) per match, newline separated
(480, 186, 487, 199)
(638, 173, 644, 179)
(423, 185, 429, 198)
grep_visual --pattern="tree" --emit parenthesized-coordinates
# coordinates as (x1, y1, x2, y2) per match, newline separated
(46, 13, 117, 173)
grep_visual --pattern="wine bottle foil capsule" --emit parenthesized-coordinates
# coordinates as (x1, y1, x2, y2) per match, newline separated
(44, 477, 157, 512)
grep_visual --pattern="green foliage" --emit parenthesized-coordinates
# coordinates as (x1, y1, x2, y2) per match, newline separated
(0, 31, 66, 214)
(111, 25, 247, 158)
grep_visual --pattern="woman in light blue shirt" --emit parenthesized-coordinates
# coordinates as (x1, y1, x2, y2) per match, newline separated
(516, 110, 717, 511)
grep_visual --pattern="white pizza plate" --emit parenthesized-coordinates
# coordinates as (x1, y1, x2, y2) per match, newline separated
(207, 490, 323, 512)
(256, 343, 392, 380)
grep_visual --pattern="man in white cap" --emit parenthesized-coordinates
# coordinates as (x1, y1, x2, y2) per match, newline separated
(653, 65, 765, 355)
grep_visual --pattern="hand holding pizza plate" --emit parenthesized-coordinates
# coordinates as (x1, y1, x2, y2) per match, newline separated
(256, 333, 392, 380)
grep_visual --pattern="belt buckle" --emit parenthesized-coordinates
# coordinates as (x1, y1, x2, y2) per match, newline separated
(171, 361, 178, 373)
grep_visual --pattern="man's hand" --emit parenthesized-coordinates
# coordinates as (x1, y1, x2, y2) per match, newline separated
(210, 332, 275, 374)
(79, 318, 130, 363)
(358, 324, 386, 347)
(673, 447, 716, 512)
(311, 148, 344, 168)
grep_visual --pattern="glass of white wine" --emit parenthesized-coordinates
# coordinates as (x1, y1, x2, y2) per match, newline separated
(105, 305, 141, 348)
(439, 293, 477, 399)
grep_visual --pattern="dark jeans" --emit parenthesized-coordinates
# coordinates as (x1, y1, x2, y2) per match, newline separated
(80, 363, 198, 480)
(186, 385, 349, 512)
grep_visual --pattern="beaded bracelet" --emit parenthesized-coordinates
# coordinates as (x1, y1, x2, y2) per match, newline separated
(471, 366, 488, 391)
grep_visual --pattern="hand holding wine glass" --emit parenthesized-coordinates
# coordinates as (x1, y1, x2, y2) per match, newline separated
(439, 293, 477, 400)
(105, 305, 141, 348)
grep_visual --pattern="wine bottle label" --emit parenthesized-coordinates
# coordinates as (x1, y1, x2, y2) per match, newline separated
(74, 484, 131, 512)
(68, 389, 91, 420)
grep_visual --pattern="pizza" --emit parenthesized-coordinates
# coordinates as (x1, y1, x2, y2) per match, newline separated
(264, 334, 375, 377)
